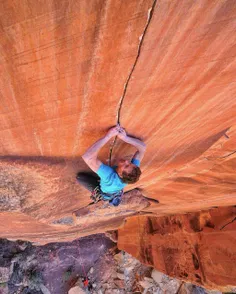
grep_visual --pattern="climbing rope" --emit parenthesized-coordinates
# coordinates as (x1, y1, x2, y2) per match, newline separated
(76, 240, 89, 288)
(70, 243, 90, 290)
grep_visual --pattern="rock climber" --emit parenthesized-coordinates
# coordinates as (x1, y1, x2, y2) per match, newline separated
(77, 125, 146, 206)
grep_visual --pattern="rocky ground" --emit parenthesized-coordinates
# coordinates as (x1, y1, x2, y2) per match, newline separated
(0, 234, 115, 294)
(69, 250, 225, 294)
(0, 233, 230, 294)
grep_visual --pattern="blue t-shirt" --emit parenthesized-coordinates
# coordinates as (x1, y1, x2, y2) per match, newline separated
(96, 158, 140, 194)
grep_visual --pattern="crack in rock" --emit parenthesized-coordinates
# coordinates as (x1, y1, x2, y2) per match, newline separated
(219, 150, 236, 159)
(108, 0, 158, 165)
(220, 216, 236, 230)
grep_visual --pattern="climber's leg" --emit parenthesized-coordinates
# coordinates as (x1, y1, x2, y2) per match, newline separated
(76, 172, 100, 192)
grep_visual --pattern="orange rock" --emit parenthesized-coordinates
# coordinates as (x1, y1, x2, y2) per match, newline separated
(0, 3, 235, 289)
(118, 206, 236, 291)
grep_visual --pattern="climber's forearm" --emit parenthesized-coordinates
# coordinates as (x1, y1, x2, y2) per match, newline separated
(121, 135, 146, 151)
(82, 135, 111, 160)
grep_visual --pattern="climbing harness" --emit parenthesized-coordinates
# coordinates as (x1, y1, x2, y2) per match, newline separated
(90, 186, 103, 203)
(76, 240, 89, 287)
(90, 186, 123, 206)
(102, 189, 124, 206)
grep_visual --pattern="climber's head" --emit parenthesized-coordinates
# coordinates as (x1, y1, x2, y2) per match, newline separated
(116, 159, 141, 184)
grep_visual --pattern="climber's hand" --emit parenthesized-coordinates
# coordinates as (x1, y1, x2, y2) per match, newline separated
(106, 126, 119, 139)
(116, 124, 123, 132)
(117, 127, 127, 140)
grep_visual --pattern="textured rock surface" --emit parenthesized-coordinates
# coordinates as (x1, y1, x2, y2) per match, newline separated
(0, 234, 115, 294)
(0, 163, 149, 243)
(0, 0, 235, 242)
(0, 0, 236, 288)
(118, 206, 236, 292)
(1, 239, 220, 294)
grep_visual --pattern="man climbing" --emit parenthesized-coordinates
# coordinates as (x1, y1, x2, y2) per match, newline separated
(77, 125, 146, 206)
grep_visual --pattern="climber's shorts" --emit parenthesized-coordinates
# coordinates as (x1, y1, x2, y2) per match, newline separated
(101, 190, 124, 206)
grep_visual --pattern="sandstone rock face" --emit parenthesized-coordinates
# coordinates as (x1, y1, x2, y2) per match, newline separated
(0, 0, 235, 292)
(0, 0, 235, 273)
(118, 206, 236, 292)
(0, 0, 235, 243)
(0, 165, 149, 243)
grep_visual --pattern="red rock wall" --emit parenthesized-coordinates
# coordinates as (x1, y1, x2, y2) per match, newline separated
(0, 0, 235, 244)
(0, 0, 152, 157)
(110, 0, 236, 213)
(118, 206, 236, 291)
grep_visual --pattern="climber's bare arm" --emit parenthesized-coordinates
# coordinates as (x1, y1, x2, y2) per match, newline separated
(117, 127, 146, 161)
(81, 126, 119, 172)
(124, 137, 146, 161)
(132, 148, 146, 162)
